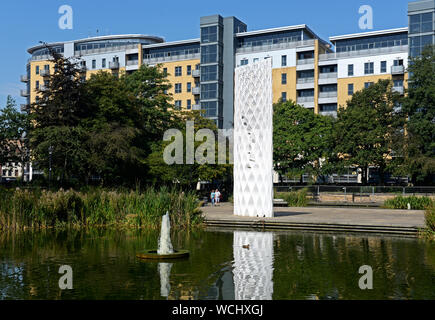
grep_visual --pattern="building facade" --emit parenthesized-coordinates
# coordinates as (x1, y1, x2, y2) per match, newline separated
(21, 0, 434, 130)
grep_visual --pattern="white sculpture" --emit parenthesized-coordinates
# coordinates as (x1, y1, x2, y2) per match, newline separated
(233, 231, 274, 300)
(234, 58, 274, 218)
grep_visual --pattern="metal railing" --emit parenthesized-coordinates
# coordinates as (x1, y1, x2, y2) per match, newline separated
(236, 39, 315, 54)
(392, 86, 404, 94)
(192, 87, 200, 95)
(20, 90, 29, 97)
(126, 60, 139, 66)
(40, 69, 50, 77)
(192, 69, 200, 77)
(143, 53, 200, 64)
(319, 45, 408, 61)
(297, 96, 314, 103)
(319, 91, 337, 98)
(297, 58, 314, 65)
(20, 75, 29, 82)
(74, 43, 138, 56)
(109, 61, 120, 69)
(391, 65, 405, 74)
(319, 72, 337, 79)
(296, 77, 314, 84)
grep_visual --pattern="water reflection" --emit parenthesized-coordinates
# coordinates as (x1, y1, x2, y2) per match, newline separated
(233, 231, 274, 300)
(158, 263, 172, 298)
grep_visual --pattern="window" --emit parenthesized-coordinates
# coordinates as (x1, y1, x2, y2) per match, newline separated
(35, 81, 39, 89)
(44, 65, 50, 72)
(175, 83, 182, 94)
(393, 59, 404, 66)
(36, 66, 40, 75)
(380, 61, 387, 73)
(201, 44, 218, 64)
(187, 65, 192, 75)
(201, 65, 218, 81)
(281, 73, 287, 85)
(201, 26, 218, 43)
(102, 58, 106, 68)
(92, 60, 96, 69)
(175, 66, 182, 77)
(240, 58, 248, 66)
(187, 99, 191, 110)
(253, 58, 259, 63)
(187, 82, 191, 92)
(348, 64, 354, 76)
(410, 12, 434, 34)
(201, 83, 218, 99)
(364, 62, 374, 74)
(202, 101, 217, 117)
(174, 100, 182, 109)
(163, 68, 168, 76)
(281, 92, 287, 102)
(364, 82, 374, 89)
(348, 83, 354, 95)
(393, 79, 404, 87)
(281, 55, 287, 67)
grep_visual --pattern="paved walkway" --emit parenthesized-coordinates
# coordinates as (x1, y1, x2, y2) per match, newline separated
(203, 203, 425, 236)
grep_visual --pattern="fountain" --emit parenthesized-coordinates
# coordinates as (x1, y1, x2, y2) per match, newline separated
(136, 211, 189, 260)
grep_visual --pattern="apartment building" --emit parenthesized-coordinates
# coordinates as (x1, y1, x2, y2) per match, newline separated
(21, 0, 434, 128)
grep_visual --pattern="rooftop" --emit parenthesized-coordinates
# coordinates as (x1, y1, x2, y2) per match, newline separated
(330, 27, 408, 43)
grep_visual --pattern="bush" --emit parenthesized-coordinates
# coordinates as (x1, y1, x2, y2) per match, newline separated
(276, 188, 308, 207)
(384, 196, 433, 210)
(0, 187, 203, 230)
(425, 205, 435, 232)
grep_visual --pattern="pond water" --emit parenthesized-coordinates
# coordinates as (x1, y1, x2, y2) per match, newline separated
(0, 228, 434, 300)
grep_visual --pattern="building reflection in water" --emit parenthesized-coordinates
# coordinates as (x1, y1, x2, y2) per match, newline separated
(232, 231, 274, 300)
(158, 262, 173, 298)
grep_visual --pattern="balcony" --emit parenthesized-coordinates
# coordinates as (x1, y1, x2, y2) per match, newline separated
(40, 69, 50, 77)
(192, 69, 200, 78)
(39, 85, 48, 92)
(236, 39, 315, 54)
(297, 96, 314, 103)
(143, 52, 200, 64)
(319, 45, 408, 61)
(296, 77, 314, 84)
(192, 87, 200, 95)
(391, 65, 405, 75)
(126, 60, 138, 66)
(319, 91, 337, 99)
(297, 58, 314, 65)
(109, 61, 120, 69)
(319, 72, 337, 79)
(20, 90, 29, 97)
(192, 104, 201, 110)
(79, 65, 87, 73)
(296, 78, 315, 90)
(392, 86, 404, 95)
(20, 75, 29, 82)
(20, 104, 30, 112)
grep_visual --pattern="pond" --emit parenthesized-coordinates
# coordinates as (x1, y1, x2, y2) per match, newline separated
(0, 228, 434, 300)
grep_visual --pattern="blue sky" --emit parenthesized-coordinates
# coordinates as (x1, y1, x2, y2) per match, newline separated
(0, 0, 411, 107)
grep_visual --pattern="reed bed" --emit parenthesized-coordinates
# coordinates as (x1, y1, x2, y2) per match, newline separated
(0, 187, 203, 231)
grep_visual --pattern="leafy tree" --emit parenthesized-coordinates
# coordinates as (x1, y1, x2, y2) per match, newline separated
(399, 46, 435, 184)
(0, 96, 31, 181)
(273, 100, 334, 183)
(333, 79, 404, 184)
(147, 110, 232, 190)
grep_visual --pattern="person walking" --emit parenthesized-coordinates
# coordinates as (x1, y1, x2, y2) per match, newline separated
(210, 190, 215, 206)
(215, 189, 221, 206)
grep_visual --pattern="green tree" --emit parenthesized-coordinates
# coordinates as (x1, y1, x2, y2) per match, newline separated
(0, 95, 31, 182)
(333, 79, 404, 184)
(273, 100, 334, 183)
(400, 46, 435, 184)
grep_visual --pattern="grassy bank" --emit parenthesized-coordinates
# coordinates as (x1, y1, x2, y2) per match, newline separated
(0, 187, 203, 231)
(383, 195, 433, 210)
(422, 205, 435, 240)
(275, 188, 309, 207)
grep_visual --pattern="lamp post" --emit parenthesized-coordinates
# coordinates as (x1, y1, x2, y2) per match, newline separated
(48, 146, 53, 189)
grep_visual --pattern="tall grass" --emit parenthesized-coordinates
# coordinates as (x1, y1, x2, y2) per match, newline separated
(0, 187, 203, 231)
(383, 196, 434, 210)
(275, 188, 309, 207)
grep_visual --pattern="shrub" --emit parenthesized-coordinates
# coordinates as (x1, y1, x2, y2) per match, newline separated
(276, 188, 309, 207)
(425, 204, 435, 232)
(384, 196, 433, 210)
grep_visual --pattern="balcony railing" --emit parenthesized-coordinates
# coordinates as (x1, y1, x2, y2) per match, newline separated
(297, 58, 314, 65)
(236, 39, 315, 54)
(319, 72, 337, 79)
(20, 90, 29, 97)
(39, 85, 48, 92)
(20, 104, 30, 112)
(296, 77, 314, 84)
(192, 87, 200, 95)
(40, 69, 50, 77)
(319, 45, 408, 61)
(319, 91, 337, 98)
(126, 60, 139, 66)
(20, 75, 29, 82)
(74, 43, 138, 56)
(392, 86, 404, 95)
(391, 65, 405, 75)
(143, 53, 200, 64)
(297, 96, 314, 103)
(192, 69, 200, 78)
(109, 61, 120, 69)
(192, 104, 201, 110)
